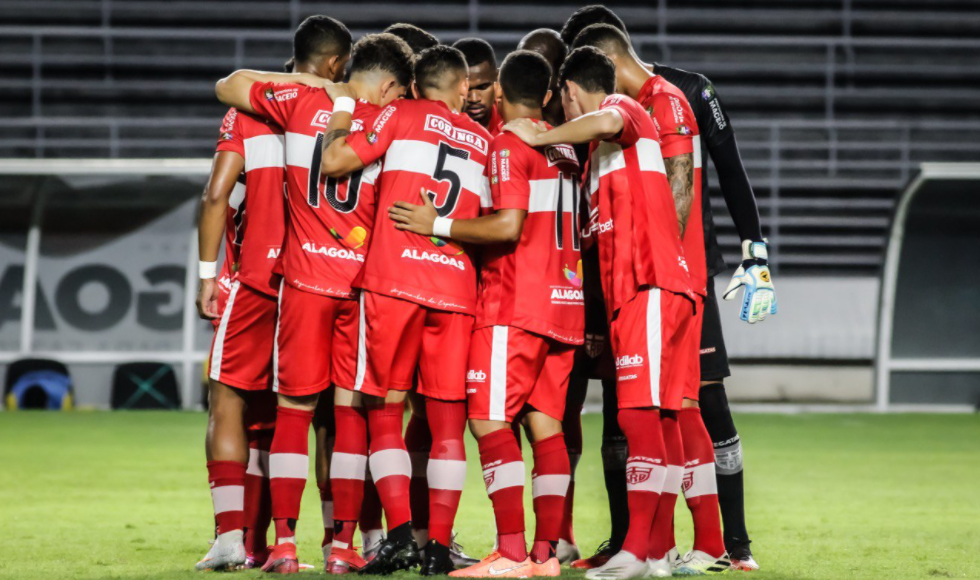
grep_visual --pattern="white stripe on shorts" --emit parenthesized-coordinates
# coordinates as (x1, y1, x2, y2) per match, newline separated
(210, 280, 241, 382)
(427, 458, 467, 491)
(211, 484, 244, 514)
(369, 448, 411, 482)
(646, 289, 662, 408)
(531, 473, 570, 498)
(353, 292, 367, 391)
(269, 452, 309, 479)
(489, 326, 509, 421)
(330, 452, 368, 480)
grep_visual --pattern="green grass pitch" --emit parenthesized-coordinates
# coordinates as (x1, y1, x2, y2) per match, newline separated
(1, 412, 978, 580)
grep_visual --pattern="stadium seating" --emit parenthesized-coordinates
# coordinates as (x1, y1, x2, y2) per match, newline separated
(2, 0, 978, 274)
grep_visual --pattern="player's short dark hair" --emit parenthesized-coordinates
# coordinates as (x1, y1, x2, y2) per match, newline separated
(452, 37, 497, 69)
(348, 33, 415, 88)
(572, 23, 632, 56)
(383, 23, 440, 55)
(559, 46, 616, 94)
(414, 45, 468, 93)
(293, 15, 352, 63)
(499, 50, 552, 108)
(283, 57, 295, 73)
(560, 5, 628, 47)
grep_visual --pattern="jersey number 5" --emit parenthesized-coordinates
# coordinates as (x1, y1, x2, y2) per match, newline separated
(308, 132, 362, 213)
(426, 142, 469, 217)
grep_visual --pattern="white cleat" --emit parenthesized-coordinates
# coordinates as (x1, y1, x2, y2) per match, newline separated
(675, 550, 731, 575)
(195, 530, 246, 571)
(585, 551, 649, 580)
(729, 554, 759, 572)
(362, 528, 386, 561)
(645, 556, 672, 578)
(557, 539, 581, 564)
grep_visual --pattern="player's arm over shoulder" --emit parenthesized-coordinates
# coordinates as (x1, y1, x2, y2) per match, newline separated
(322, 97, 402, 178)
(215, 70, 327, 114)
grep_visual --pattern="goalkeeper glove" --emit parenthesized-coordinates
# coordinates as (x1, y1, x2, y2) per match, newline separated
(723, 240, 778, 324)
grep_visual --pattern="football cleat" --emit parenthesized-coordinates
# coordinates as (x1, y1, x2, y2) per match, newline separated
(585, 551, 649, 580)
(532, 557, 561, 577)
(326, 546, 367, 574)
(362, 529, 386, 562)
(356, 526, 420, 576)
(261, 542, 300, 574)
(572, 539, 617, 569)
(556, 539, 581, 564)
(645, 556, 672, 578)
(449, 552, 533, 578)
(729, 549, 759, 572)
(245, 546, 272, 569)
(450, 531, 479, 568)
(195, 530, 246, 571)
(421, 540, 457, 576)
(675, 550, 731, 575)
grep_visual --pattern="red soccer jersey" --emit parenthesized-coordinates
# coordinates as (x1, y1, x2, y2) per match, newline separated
(214, 107, 286, 296)
(638, 75, 707, 297)
(476, 130, 585, 345)
(585, 94, 694, 319)
(487, 104, 503, 136)
(248, 83, 381, 299)
(347, 98, 493, 314)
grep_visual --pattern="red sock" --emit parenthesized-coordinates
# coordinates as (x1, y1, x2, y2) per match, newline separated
(208, 460, 246, 534)
(405, 411, 432, 537)
(530, 433, 570, 563)
(368, 402, 411, 530)
(618, 408, 667, 560)
(269, 406, 314, 544)
(244, 430, 273, 555)
(426, 399, 466, 547)
(679, 408, 725, 557)
(561, 407, 583, 544)
(479, 428, 526, 562)
(649, 413, 683, 559)
(331, 404, 367, 549)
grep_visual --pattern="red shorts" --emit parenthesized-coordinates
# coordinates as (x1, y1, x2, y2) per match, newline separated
(685, 296, 705, 401)
(274, 283, 359, 397)
(355, 291, 473, 401)
(609, 288, 698, 411)
(209, 280, 277, 391)
(466, 325, 576, 422)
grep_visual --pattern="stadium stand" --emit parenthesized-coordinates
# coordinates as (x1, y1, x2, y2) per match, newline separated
(2, 1, 978, 275)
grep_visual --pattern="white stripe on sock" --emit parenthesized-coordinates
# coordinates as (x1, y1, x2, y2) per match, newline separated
(330, 452, 368, 480)
(682, 462, 718, 499)
(484, 460, 524, 494)
(531, 473, 570, 498)
(369, 448, 411, 481)
(269, 452, 309, 479)
(211, 484, 245, 514)
(427, 458, 467, 491)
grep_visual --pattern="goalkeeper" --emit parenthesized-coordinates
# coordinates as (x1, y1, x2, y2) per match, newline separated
(560, 5, 777, 573)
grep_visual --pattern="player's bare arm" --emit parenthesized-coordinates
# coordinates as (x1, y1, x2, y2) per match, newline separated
(664, 152, 694, 237)
(388, 189, 527, 243)
(505, 108, 623, 147)
(319, 83, 367, 177)
(196, 150, 244, 319)
(214, 70, 329, 113)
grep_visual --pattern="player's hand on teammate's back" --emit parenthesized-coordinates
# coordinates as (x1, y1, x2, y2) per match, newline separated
(323, 81, 356, 102)
(724, 240, 778, 324)
(388, 188, 438, 236)
(196, 278, 220, 320)
(502, 117, 547, 146)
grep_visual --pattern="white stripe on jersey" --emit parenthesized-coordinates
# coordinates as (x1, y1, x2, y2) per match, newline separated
(636, 138, 666, 174)
(691, 135, 703, 169)
(285, 132, 316, 169)
(526, 177, 578, 214)
(383, 139, 488, 204)
(228, 180, 246, 210)
(243, 133, 285, 171)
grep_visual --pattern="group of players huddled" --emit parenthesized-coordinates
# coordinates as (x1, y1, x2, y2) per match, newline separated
(195, 5, 777, 578)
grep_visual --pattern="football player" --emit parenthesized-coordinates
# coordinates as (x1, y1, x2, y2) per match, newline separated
(453, 38, 503, 135)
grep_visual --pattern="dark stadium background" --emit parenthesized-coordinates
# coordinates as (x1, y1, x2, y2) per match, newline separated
(1, 0, 979, 410)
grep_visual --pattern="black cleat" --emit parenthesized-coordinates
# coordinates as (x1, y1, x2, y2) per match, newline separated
(420, 540, 456, 576)
(358, 523, 421, 575)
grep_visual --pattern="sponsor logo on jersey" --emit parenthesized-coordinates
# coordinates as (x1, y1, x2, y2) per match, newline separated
(221, 132, 233, 141)
(400, 248, 466, 270)
(709, 98, 727, 131)
(499, 153, 510, 182)
(311, 109, 364, 130)
(594, 219, 614, 234)
(669, 95, 686, 124)
(562, 260, 584, 288)
(545, 144, 578, 167)
(372, 104, 396, 133)
(677, 125, 692, 135)
(329, 226, 368, 249)
(222, 108, 238, 132)
(616, 354, 644, 369)
(424, 114, 488, 154)
(466, 369, 487, 382)
(551, 288, 584, 303)
(366, 132, 378, 144)
(302, 242, 364, 261)
(266, 248, 281, 259)
(264, 88, 275, 101)
(701, 85, 716, 101)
